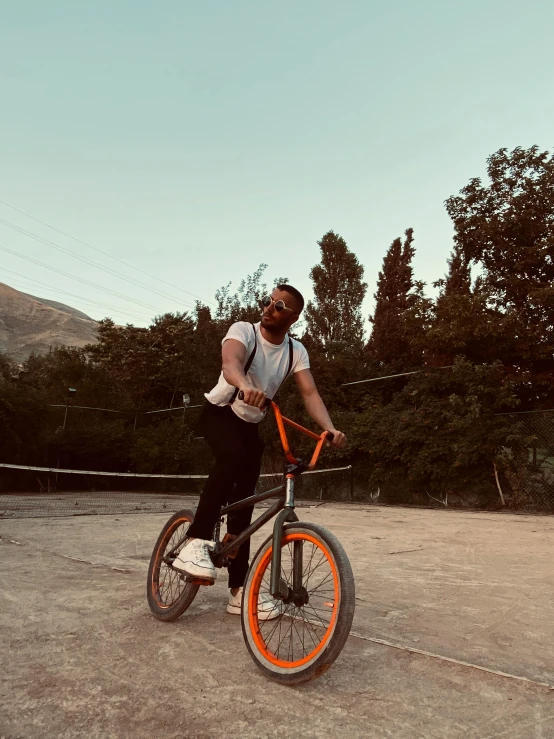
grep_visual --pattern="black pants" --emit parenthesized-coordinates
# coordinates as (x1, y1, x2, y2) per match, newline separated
(187, 402, 264, 589)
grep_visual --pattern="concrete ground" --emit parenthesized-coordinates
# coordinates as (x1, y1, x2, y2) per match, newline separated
(1, 502, 553, 739)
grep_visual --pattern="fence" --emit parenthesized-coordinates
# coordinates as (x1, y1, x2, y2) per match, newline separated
(347, 410, 554, 513)
(0, 462, 353, 519)
(2, 410, 554, 517)
(495, 410, 554, 512)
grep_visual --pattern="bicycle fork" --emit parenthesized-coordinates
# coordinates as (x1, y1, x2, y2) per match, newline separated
(270, 475, 308, 606)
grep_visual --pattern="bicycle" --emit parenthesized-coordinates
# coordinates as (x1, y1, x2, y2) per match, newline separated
(146, 395, 355, 685)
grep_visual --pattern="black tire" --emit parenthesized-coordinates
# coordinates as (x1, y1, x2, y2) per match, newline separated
(147, 509, 199, 622)
(241, 522, 355, 685)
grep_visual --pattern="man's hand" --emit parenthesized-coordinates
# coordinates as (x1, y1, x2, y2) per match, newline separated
(326, 429, 347, 449)
(239, 384, 267, 409)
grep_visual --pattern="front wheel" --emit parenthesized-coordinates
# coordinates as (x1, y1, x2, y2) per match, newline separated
(147, 509, 199, 622)
(241, 523, 355, 685)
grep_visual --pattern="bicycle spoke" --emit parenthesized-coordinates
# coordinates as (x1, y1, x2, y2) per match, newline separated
(308, 587, 335, 595)
(291, 611, 307, 656)
(168, 570, 178, 603)
(281, 559, 290, 588)
(277, 606, 294, 662)
(161, 571, 170, 603)
(302, 544, 318, 579)
(275, 611, 295, 657)
(297, 610, 320, 650)
(159, 567, 169, 590)
(287, 542, 294, 568)
(304, 552, 328, 581)
(263, 606, 288, 647)
(307, 570, 334, 594)
(251, 531, 340, 666)
(304, 547, 324, 576)
(296, 608, 325, 637)
(305, 601, 334, 618)
(288, 611, 294, 662)
(304, 603, 329, 629)
(276, 608, 284, 654)
(155, 522, 191, 605)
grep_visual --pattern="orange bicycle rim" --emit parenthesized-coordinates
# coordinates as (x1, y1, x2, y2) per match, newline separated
(248, 532, 339, 668)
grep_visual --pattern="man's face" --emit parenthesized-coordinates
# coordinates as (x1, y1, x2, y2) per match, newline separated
(260, 289, 301, 333)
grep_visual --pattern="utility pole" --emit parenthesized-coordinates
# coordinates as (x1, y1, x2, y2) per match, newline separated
(55, 387, 77, 487)
(62, 387, 77, 431)
(181, 392, 190, 428)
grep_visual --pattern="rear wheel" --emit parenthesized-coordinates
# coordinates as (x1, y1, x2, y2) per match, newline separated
(147, 510, 199, 622)
(241, 523, 355, 685)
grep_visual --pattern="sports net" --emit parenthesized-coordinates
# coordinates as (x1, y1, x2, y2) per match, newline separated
(0, 462, 353, 519)
(495, 410, 554, 512)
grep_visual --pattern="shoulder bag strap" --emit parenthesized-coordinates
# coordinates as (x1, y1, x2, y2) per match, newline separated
(270, 336, 294, 401)
(230, 324, 257, 404)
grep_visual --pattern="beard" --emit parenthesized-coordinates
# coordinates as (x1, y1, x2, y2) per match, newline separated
(261, 313, 283, 334)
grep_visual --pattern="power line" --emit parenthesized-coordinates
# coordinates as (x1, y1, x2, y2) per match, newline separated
(341, 366, 454, 386)
(142, 405, 203, 414)
(0, 216, 197, 310)
(48, 404, 134, 415)
(0, 198, 215, 306)
(4, 279, 151, 322)
(1, 268, 154, 322)
(0, 242, 166, 312)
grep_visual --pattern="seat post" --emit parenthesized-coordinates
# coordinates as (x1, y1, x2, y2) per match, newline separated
(285, 475, 295, 507)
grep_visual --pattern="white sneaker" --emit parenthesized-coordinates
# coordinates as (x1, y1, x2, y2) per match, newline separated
(227, 587, 283, 621)
(172, 538, 216, 583)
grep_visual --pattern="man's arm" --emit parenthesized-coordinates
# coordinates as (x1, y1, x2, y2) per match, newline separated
(222, 339, 266, 408)
(294, 369, 347, 449)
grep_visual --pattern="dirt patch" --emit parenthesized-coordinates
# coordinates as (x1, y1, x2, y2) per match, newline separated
(1, 505, 553, 738)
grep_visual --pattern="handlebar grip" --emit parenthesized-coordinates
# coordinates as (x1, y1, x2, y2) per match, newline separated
(325, 431, 334, 442)
(237, 390, 272, 409)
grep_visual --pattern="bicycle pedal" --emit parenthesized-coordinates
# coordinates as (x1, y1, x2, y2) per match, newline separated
(187, 577, 215, 587)
(221, 533, 239, 559)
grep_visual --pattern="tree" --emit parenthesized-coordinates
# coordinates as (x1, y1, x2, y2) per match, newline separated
(304, 231, 367, 351)
(189, 303, 221, 398)
(215, 264, 269, 325)
(445, 146, 554, 405)
(85, 319, 153, 408)
(147, 312, 196, 407)
(351, 358, 524, 507)
(0, 353, 47, 465)
(50, 418, 133, 473)
(366, 228, 431, 372)
(20, 346, 130, 410)
(85, 313, 196, 410)
(428, 246, 493, 364)
(439, 244, 471, 298)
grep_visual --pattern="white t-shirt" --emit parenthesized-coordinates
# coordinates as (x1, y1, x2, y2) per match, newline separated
(204, 321, 310, 423)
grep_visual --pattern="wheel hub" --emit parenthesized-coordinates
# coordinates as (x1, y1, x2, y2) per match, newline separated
(281, 585, 309, 607)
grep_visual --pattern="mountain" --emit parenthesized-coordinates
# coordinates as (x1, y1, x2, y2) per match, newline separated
(0, 282, 98, 361)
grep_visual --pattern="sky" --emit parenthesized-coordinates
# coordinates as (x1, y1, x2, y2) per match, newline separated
(1, 0, 553, 332)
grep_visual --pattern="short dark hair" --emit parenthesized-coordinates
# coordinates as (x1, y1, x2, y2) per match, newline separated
(276, 284, 304, 313)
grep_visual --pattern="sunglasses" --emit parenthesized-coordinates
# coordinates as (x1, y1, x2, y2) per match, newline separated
(261, 295, 296, 313)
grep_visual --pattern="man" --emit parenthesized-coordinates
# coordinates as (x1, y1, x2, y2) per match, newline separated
(173, 284, 346, 619)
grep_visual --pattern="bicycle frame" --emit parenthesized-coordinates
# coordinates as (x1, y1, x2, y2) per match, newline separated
(213, 401, 332, 598)
(170, 401, 333, 599)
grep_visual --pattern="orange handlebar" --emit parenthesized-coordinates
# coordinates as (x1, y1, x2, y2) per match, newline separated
(271, 401, 331, 469)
